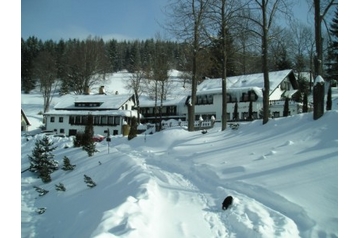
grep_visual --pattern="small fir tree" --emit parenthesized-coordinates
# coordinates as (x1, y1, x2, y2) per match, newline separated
(62, 156, 76, 171)
(33, 186, 49, 196)
(39, 165, 52, 183)
(37, 207, 47, 214)
(28, 136, 59, 183)
(55, 183, 66, 191)
(84, 174, 96, 188)
(73, 132, 84, 147)
(82, 114, 96, 156)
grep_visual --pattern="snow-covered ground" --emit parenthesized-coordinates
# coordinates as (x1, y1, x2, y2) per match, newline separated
(21, 72, 338, 238)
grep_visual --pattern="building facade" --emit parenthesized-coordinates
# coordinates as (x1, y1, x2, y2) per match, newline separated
(44, 93, 138, 137)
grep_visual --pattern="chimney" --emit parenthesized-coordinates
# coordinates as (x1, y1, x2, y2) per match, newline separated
(84, 86, 90, 95)
(99, 86, 105, 94)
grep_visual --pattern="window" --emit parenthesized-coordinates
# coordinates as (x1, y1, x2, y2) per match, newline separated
(113, 130, 118, 135)
(249, 91, 256, 101)
(59, 117, 63, 123)
(202, 95, 207, 104)
(75, 116, 81, 124)
(114, 116, 120, 125)
(69, 116, 74, 124)
(50, 117, 55, 122)
(242, 112, 248, 120)
(69, 129, 77, 136)
(82, 116, 88, 125)
(197, 96, 202, 104)
(108, 116, 114, 125)
(242, 93, 249, 102)
(207, 95, 213, 104)
(101, 116, 107, 125)
(94, 116, 100, 125)
(60, 129, 65, 134)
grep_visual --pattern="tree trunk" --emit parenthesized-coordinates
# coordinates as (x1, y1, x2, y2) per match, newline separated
(221, 0, 227, 131)
(188, 26, 199, 132)
(314, 0, 323, 77)
(262, 0, 270, 125)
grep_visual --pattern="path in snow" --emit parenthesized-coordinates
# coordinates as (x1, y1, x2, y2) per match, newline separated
(113, 146, 303, 238)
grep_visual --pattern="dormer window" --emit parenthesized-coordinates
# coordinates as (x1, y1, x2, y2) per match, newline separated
(74, 102, 102, 107)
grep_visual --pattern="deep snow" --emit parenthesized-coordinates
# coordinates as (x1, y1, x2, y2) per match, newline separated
(21, 71, 338, 238)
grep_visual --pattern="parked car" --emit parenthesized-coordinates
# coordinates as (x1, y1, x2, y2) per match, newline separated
(92, 134, 106, 142)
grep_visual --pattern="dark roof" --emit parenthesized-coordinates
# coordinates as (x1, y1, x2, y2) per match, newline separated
(21, 109, 31, 126)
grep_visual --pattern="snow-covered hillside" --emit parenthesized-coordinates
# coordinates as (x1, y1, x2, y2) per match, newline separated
(21, 72, 338, 238)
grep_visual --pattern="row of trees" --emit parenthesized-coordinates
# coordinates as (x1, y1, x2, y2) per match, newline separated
(21, 0, 338, 130)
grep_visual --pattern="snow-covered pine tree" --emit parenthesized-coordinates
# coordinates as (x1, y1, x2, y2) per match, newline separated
(28, 135, 59, 183)
(62, 156, 76, 171)
(55, 183, 66, 191)
(84, 174, 96, 188)
(33, 186, 49, 196)
(37, 207, 47, 214)
(82, 114, 96, 156)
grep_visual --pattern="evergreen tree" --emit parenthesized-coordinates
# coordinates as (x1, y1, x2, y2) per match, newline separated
(73, 131, 84, 147)
(273, 47, 292, 70)
(84, 174, 96, 188)
(128, 116, 138, 140)
(62, 156, 76, 171)
(21, 36, 42, 93)
(106, 39, 121, 72)
(33, 186, 49, 196)
(37, 208, 47, 214)
(55, 183, 66, 191)
(28, 136, 59, 183)
(283, 97, 289, 117)
(82, 114, 96, 156)
(209, 28, 239, 78)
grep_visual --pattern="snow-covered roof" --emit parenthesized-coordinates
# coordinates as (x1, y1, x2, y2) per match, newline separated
(139, 95, 188, 107)
(53, 94, 134, 110)
(44, 109, 140, 118)
(314, 75, 325, 85)
(21, 109, 31, 125)
(197, 69, 293, 95)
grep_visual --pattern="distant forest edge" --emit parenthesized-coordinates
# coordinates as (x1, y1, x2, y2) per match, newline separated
(21, 6, 337, 94)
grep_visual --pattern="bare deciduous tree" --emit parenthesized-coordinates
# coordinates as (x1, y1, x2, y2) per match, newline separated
(206, 0, 243, 130)
(33, 50, 59, 116)
(163, 0, 210, 131)
(312, 0, 337, 77)
(126, 70, 146, 123)
(240, 0, 293, 124)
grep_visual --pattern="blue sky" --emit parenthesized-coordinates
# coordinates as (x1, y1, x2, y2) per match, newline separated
(21, 0, 315, 42)
(21, 0, 168, 42)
